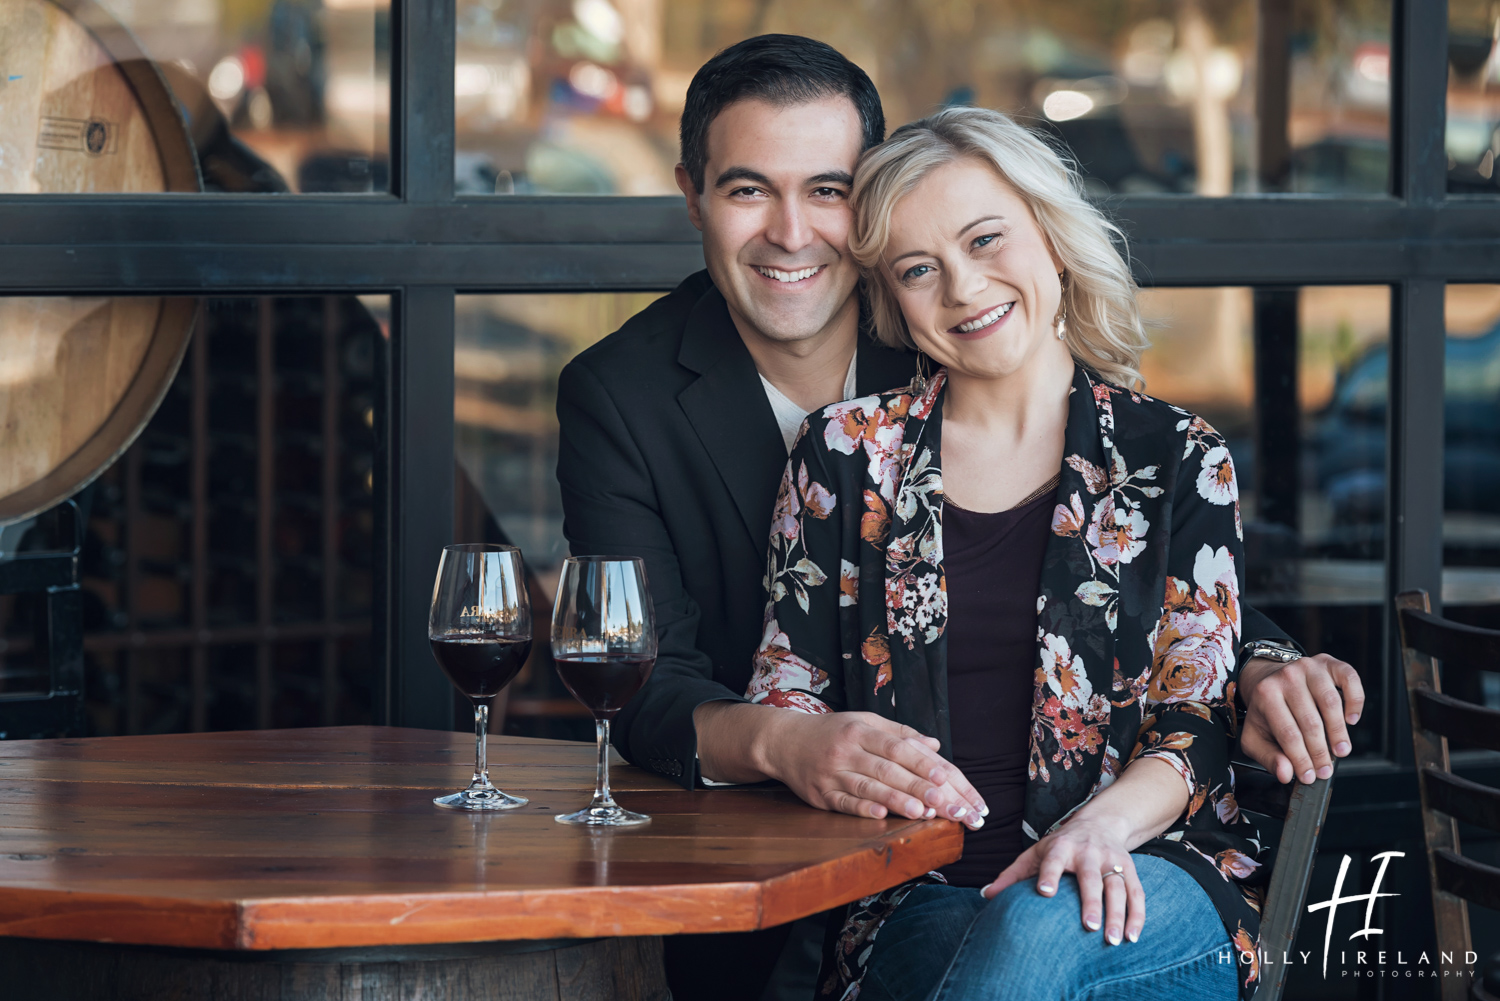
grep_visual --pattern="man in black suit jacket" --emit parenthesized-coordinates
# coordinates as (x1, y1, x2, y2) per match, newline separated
(557, 33, 1365, 1001)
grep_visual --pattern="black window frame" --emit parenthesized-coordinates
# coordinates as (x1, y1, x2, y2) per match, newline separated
(0, 0, 1483, 781)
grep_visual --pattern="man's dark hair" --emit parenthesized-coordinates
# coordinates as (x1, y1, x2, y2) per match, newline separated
(679, 34, 885, 193)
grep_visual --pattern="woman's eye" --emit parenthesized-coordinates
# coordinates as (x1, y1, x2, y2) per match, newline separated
(973, 233, 999, 249)
(901, 264, 933, 282)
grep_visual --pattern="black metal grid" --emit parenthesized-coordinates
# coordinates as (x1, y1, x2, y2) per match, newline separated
(0, 0, 1477, 753)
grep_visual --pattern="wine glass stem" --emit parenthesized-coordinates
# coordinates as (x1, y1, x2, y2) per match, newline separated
(472, 702, 490, 788)
(592, 718, 617, 809)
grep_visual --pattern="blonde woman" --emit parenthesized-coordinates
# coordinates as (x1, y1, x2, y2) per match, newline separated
(745, 106, 1264, 1000)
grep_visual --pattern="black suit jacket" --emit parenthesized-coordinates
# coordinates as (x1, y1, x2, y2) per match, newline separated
(556, 270, 1293, 788)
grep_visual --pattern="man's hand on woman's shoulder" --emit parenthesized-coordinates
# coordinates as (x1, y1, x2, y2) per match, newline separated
(1238, 653, 1364, 785)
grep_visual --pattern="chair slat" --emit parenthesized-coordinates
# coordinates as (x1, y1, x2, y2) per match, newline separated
(1397, 590, 1476, 1001)
(1413, 689, 1500, 753)
(1421, 766, 1500, 833)
(1399, 608, 1500, 678)
(1434, 848, 1500, 913)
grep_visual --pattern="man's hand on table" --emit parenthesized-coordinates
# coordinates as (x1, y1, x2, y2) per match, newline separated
(693, 701, 987, 830)
(1239, 653, 1365, 785)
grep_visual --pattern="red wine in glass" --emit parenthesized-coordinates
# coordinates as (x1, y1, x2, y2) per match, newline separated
(551, 556, 657, 827)
(429, 544, 532, 812)
(552, 652, 654, 719)
(431, 635, 533, 701)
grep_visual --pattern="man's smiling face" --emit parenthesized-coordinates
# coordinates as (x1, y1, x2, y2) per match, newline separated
(677, 96, 865, 346)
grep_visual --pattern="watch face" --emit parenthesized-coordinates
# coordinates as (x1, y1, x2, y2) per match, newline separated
(1253, 643, 1299, 662)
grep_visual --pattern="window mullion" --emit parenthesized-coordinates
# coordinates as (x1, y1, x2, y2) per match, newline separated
(394, 0, 455, 204)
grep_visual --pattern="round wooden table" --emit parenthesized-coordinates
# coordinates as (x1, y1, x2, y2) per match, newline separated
(0, 726, 960, 1000)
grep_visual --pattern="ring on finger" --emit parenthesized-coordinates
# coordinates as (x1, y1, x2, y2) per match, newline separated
(1102, 864, 1126, 882)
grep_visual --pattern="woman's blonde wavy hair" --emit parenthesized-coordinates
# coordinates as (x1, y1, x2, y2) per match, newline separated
(851, 106, 1149, 389)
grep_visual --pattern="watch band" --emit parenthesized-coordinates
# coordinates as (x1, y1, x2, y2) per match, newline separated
(1244, 640, 1301, 664)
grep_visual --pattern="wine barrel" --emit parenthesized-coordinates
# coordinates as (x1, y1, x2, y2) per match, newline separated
(0, 934, 673, 1001)
(0, 0, 201, 524)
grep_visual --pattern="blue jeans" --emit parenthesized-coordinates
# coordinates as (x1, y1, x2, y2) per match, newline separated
(861, 854, 1241, 1001)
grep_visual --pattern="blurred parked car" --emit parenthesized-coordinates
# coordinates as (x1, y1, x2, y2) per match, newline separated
(1313, 321, 1500, 527)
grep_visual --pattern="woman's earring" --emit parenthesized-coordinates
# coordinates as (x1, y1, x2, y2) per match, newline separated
(1055, 271, 1068, 342)
(912, 351, 931, 395)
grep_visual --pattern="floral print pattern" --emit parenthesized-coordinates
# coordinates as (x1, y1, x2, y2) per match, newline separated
(746, 366, 1268, 1000)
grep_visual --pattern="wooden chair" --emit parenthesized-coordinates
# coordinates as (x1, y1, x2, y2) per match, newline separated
(1233, 758, 1336, 1001)
(1397, 589, 1500, 1001)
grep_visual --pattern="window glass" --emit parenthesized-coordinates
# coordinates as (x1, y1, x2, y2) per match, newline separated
(0, 294, 384, 734)
(453, 293, 663, 738)
(1140, 285, 1391, 757)
(453, 293, 663, 574)
(0, 0, 389, 194)
(455, 0, 1391, 196)
(1449, 0, 1500, 193)
(1442, 285, 1500, 708)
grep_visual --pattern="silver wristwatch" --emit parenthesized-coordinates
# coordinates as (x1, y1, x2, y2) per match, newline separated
(1242, 639, 1301, 665)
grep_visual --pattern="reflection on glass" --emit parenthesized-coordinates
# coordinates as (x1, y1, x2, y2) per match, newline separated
(1442, 285, 1500, 707)
(455, 0, 1390, 196)
(0, 295, 386, 735)
(453, 294, 663, 587)
(1139, 286, 1390, 756)
(1449, 1, 1500, 193)
(0, 0, 389, 194)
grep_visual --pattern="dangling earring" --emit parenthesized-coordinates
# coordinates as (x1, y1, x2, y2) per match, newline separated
(912, 350, 932, 395)
(1054, 271, 1068, 342)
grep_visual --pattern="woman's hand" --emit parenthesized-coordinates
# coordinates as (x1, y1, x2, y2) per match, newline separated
(980, 756, 1189, 946)
(695, 702, 987, 827)
(762, 710, 987, 827)
(982, 817, 1144, 946)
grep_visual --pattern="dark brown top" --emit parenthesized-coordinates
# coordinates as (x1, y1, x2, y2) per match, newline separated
(938, 482, 1056, 888)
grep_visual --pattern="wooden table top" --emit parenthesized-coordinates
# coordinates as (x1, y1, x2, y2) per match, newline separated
(0, 726, 960, 951)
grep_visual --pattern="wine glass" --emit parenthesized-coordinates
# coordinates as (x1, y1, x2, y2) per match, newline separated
(551, 556, 657, 826)
(429, 543, 532, 811)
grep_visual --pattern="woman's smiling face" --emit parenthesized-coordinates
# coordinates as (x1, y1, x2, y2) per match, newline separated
(882, 158, 1067, 380)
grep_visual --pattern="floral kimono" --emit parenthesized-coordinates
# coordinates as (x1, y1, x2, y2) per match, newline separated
(748, 364, 1267, 1000)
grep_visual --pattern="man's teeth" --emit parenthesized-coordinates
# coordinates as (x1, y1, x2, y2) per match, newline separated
(956, 302, 1013, 332)
(755, 266, 822, 283)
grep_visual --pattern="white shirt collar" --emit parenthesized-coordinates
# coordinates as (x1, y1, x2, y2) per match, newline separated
(760, 351, 859, 454)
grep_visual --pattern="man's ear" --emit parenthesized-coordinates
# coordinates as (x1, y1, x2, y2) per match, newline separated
(675, 164, 704, 232)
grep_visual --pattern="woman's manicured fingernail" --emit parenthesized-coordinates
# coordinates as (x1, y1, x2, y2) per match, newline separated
(1107, 928, 1121, 946)
(1084, 917, 1100, 932)
(951, 805, 967, 819)
(1128, 929, 1139, 943)
(1335, 741, 1351, 756)
(979, 805, 990, 817)
(1348, 713, 1360, 724)
(1301, 770, 1315, 783)
(969, 815, 984, 829)
(1317, 765, 1333, 779)
(924, 807, 936, 819)
(1038, 883, 1053, 894)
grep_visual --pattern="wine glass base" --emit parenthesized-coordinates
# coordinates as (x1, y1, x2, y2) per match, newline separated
(554, 804, 650, 827)
(433, 788, 528, 811)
